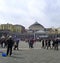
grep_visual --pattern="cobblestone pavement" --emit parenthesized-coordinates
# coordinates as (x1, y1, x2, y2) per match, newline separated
(0, 41, 60, 63)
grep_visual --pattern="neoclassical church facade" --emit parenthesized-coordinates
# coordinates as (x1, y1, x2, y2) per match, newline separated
(27, 22, 60, 40)
(29, 22, 44, 31)
(27, 22, 47, 39)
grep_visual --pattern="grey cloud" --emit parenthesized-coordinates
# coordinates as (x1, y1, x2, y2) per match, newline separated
(0, 0, 60, 28)
(43, 0, 60, 27)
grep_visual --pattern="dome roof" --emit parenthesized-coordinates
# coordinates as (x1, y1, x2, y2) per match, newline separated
(29, 22, 44, 28)
(29, 22, 44, 31)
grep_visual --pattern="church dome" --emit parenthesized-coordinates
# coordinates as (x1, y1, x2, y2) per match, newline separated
(29, 22, 44, 31)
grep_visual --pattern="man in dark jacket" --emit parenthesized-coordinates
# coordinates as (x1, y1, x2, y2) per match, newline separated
(6, 36, 14, 56)
(29, 38, 34, 48)
(54, 38, 59, 50)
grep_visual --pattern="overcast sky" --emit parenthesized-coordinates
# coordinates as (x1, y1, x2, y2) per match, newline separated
(0, 0, 60, 29)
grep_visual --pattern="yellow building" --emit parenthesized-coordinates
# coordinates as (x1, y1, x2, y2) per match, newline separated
(0, 24, 13, 31)
(0, 23, 25, 33)
(56, 28, 60, 34)
(13, 25, 25, 33)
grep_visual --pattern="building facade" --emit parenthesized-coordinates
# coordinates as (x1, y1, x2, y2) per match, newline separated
(0, 23, 26, 33)
(27, 22, 47, 39)
(29, 22, 44, 32)
(0, 22, 60, 40)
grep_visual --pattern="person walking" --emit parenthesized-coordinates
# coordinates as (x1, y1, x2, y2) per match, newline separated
(6, 36, 14, 56)
(14, 39, 19, 50)
(54, 38, 59, 50)
(41, 39, 44, 48)
(47, 39, 51, 50)
(28, 38, 34, 48)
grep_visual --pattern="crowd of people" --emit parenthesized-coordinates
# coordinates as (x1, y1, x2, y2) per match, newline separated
(0, 35, 60, 56)
(26, 37, 60, 51)
(0, 35, 19, 56)
(41, 38, 60, 50)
